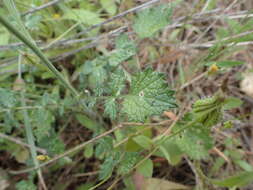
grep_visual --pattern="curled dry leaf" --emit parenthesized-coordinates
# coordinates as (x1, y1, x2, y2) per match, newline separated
(164, 111, 177, 121)
(240, 73, 253, 98)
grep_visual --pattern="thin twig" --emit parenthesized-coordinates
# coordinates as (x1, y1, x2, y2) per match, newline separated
(9, 124, 125, 174)
(51, 26, 127, 62)
(74, 171, 99, 177)
(194, 0, 239, 43)
(0, 132, 47, 154)
(22, 0, 64, 16)
(1, 10, 252, 52)
(8, 119, 174, 175)
(179, 71, 208, 90)
(73, 0, 161, 38)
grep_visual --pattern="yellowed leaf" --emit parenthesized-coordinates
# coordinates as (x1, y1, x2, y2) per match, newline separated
(144, 178, 190, 190)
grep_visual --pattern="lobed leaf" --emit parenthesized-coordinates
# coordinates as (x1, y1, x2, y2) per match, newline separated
(122, 68, 177, 122)
(133, 4, 172, 38)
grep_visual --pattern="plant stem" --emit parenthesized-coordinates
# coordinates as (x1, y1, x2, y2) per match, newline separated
(0, 132, 47, 154)
(21, 92, 48, 190)
(0, 15, 79, 97)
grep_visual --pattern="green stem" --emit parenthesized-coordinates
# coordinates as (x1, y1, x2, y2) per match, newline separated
(0, 15, 79, 97)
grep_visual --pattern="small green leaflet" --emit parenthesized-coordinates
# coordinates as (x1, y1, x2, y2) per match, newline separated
(206, 61, 245, 68)
(99, 151, 120, 180)
(38, 130, 65, 155)
(104, 97, 117, 120)
(108, 34, 136, 66)
(100, 0, 117, 15)
(122, 68, 177, 122)
(104, 69, 126, 119)
(0, 88, 17, 108)
(193, 95, 225, 128)
(136, 158, 153, 177)
(15, 180, 36, 190)
(117, 152, 140, 175)
(133, 4, 172, 38)
(211, 171, 253, 188)
(95, 136, 113, 158)
(175, 126, 213, 160)
(64, 9, 104, 25)
(108, 69, 126, 96)
(171, 113, 214, 160)
(223, 96, 243, 110)
(32, 108, 55, 141)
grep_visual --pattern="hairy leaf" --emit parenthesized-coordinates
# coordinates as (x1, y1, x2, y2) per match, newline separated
(176, 126, 213, 160)
(104, 97, 117, 120)
(108, 69, 126, 96)
(108, 35, 136, 66)
(117, 152, 140, 175)
(193, 95, 225, 127)
(38, 131, 65, 155)
(133, 4, 172, 38)
(211, 171, 253, 188)
(95, 136, 113, 158)
(172, 113, 214, 160)
(0, 88, 17, 108)
(99, 151, 120, 180)
(122, 68, 177, 122)
(32, 108, 55, 141)
(15, 180, 36, 190)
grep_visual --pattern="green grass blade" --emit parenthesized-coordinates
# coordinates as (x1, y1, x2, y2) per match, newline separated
(0, 15, 79, 97)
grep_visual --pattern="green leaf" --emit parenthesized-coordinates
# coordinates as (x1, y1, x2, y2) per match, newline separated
(64, 9, 104, 25)
(83, 57, 108, 96)
(211, 171, 253, 188)
(108, 35, 136, 66)
(133, 4, 172, 38)
(193, 95, 225, 127)
(104, 97, 117, 120)
(76, 183, 94, 190)
(84, 144, 93, 158)
(108, 47, 136, 66)
(117, 152, 139, 175)
(122, 68, 177, 122)
(32, 108, 54, 141)
(75, 113, 99, 131)
(99, 155, 115, 180)
(0, 26, 10, 45)
(108, 69, 126, 96)
(133, 135, 153, 149)
(16, 180, 36, 190)
(137, 158, 153, 177)
(95, 136, 113, 158)
(172, 114, 214, 160)
(38, 131, 65, 155)
(223, 97, 243, 110)
(125, 137, 142, 152)
(115, 34, 133, 49)
(0, 88, 17, 108)
(206, 61, 245, 68)
(100, 0, 117, 15)
(158, 139, 182, 165)
(99, 151, 120, 179)
(175, 126, 213, 160)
